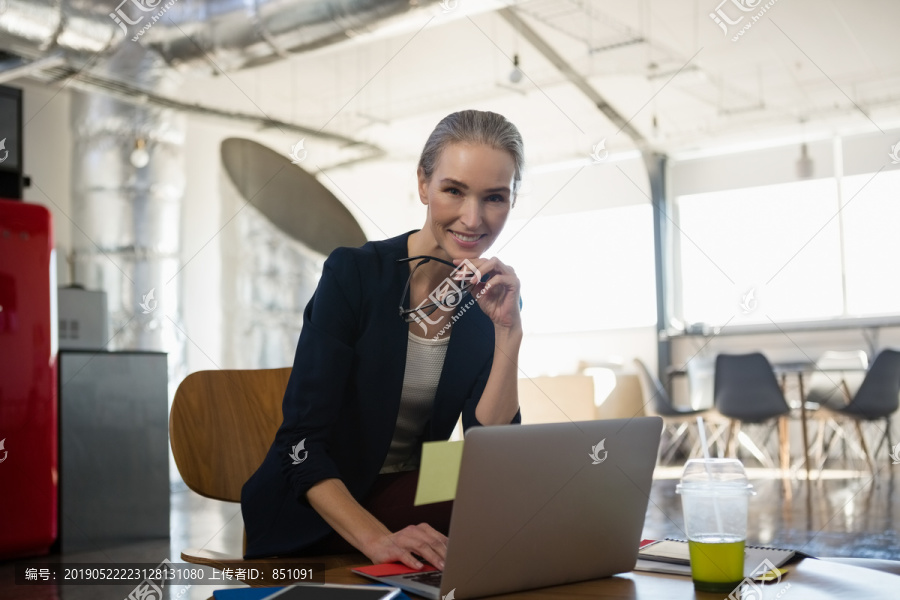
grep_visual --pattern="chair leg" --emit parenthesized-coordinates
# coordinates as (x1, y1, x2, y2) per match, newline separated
(661, 424, 686, 464)
(886, 417, 895, 461)
(813, 420, 828, 476)
(778, 416, 791, 475)
(703, 420, 728, 458)
(854, 420, 875, 473)
(686, 422, 703, 459)
(672, 422, 691, 458)
(887, 417, 894, 454)
(822, 419, 841, 462)
(737, 428, 772, 467)
(726, 420, 739, 458)
(872, 417, 892, 459)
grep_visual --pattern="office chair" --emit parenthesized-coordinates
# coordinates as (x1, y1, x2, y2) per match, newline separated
(169, 368, 363, 583)
(633, 359, 712, 463)
(811, 349, 900, 473)
(805, 350, 868, 410)
(714, 353, 792, 471)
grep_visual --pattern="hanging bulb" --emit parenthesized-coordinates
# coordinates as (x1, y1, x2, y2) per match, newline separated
(509, 54, 523, 84)
(130, 138, 150, 169)
(796, 142, 814, 179)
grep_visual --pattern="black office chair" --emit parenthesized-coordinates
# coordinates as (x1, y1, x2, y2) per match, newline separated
(633, 359, 710, 463)
(812, 349, 900, 473)
(805, 350, 868, 410)
(714, 353, 792, 470)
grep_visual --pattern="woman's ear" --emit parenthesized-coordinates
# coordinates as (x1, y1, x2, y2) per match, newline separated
(416, 167, 430, 205)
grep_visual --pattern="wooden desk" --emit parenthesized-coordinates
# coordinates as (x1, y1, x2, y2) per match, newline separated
(322, 557, 899, 599)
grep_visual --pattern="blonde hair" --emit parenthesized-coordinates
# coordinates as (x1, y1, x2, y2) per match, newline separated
(418, 110, 524, 197)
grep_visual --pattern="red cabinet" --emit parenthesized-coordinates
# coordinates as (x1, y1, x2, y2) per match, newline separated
(0, 198, 58, 559)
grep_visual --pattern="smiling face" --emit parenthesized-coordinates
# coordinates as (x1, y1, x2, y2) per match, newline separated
(417, 142, 516, 260)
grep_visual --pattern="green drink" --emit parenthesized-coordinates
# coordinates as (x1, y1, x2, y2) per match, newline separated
(688, 536, 746, 592)
(676, 459, 755, 594)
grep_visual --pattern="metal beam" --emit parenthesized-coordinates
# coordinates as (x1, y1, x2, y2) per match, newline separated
(498, 7, 646, 146)
(644, 152, 672, 383)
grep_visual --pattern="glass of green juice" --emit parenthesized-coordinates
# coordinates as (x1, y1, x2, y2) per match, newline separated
(676, 458, 755, 593)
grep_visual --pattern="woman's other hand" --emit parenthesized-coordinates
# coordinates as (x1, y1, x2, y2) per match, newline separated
(363, 523, 449, 570)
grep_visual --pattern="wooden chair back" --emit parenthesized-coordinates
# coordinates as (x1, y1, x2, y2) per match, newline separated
(170, 368, 291, 502)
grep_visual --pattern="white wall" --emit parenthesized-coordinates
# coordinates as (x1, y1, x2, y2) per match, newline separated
(15, 79, 73, 286)
(178, 118, 227, 373)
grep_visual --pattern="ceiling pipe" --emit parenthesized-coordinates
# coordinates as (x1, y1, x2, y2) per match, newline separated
(0, 52, 66, 84)
(28, 63, 385, 169)
(0, 0, 436, 162)
(0, 0, 440, 73)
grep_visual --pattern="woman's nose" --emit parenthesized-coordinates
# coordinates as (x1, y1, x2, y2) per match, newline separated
(459, 197, 482, 229)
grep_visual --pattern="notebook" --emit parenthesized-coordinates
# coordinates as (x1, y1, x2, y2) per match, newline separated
(636, 538, 801, 577)
(353, 417, 663, 599)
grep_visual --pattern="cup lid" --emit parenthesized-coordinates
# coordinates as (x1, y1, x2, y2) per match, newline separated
(675, 458, 755, 494)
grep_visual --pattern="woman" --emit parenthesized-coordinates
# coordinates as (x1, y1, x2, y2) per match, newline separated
(241, 110, 524, 572)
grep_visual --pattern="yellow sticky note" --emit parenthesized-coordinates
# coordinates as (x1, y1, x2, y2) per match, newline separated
(413, 440, 465, 506)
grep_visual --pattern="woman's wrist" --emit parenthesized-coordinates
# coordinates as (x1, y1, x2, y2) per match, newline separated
(494, 321, 523, 347)
(308, 478, 391, 557)
(357, 522, 391, 555)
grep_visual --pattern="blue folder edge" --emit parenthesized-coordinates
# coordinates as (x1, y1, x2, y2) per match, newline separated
(213, 587, 285, 600)
(211, 583, 412, 600)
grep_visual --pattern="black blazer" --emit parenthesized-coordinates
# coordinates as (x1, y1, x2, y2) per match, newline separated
(240, 230, 521, 558)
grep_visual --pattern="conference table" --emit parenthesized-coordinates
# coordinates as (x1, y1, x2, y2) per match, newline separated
(319, 555, 899, 599)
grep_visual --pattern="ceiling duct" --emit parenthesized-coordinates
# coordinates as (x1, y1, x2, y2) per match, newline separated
(0, 0, 438, 72)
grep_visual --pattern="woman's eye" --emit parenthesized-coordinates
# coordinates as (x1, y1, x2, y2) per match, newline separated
(486, 194, 506, 203)
(445, 187, 462, 196)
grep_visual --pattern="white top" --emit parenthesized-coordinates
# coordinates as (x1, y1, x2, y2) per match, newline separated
(379, 331, 451, 474)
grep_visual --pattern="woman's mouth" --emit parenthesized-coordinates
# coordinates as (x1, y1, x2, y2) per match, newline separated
(449, 230, 484, 246)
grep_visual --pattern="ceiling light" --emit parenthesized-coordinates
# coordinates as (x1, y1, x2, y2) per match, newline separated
(509, 54, 523, 84)
(796, 142, 814, 179)
(130, 138, 150, 169)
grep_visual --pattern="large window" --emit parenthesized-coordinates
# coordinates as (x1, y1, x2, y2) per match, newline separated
(675, 170, 900, 327)
(841, 170, 900, 317)
(494, 205, 657, 334)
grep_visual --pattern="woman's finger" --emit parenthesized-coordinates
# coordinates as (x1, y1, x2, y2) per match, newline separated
(454, 256, 511, 284)
(388, 524, 448, 569)
(410, 540, 446, 570)
(473, 275, 519, 300)
(397, 549, 424, 570)
(406, 524, 448, 563)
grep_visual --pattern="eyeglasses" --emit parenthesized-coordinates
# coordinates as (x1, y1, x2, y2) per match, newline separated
(397, 255, 477, 323)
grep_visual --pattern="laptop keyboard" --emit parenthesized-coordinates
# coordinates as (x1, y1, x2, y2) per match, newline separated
(403, 570, 443, 586)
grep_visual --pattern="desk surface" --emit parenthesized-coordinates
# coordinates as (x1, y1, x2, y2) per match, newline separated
(322, 557, 898, 599)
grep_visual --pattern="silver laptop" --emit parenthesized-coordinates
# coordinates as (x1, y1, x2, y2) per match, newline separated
(354, 417, 662, 599)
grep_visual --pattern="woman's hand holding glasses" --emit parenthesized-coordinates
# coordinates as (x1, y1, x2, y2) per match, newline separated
(454, 257, 522, 334)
